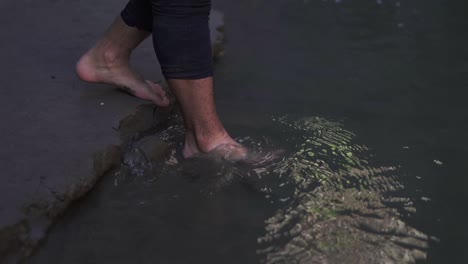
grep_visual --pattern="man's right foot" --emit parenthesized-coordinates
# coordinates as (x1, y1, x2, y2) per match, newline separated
(76, 49, 170, 107)
(182, 131, 248, 160)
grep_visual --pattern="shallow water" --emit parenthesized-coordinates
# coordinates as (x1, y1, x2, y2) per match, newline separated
(29, 0, 467, 263)
(28, 111, 429, 263)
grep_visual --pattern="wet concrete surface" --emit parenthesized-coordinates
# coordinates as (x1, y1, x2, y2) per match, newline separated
(0, 0, 224, 262)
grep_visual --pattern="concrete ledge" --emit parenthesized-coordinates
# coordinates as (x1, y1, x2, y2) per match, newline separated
(0, 0, 224, 262)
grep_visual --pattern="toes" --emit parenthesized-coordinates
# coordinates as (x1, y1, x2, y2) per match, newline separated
(145, 80, 165, 96)
(145, 80, 171, 107)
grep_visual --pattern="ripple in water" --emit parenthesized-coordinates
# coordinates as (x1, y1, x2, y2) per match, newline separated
(252, 116, 430, 264)
(120, 112, 431, 263)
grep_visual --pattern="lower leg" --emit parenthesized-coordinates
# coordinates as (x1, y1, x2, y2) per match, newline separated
(76, 16, 170, 107)
(168, 77, 246, 159)
(150, 0, 245, 159)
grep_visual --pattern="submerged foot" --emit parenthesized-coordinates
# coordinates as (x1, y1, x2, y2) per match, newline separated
(207, 142, 249, 161)
(185, 142, 249, 161)
(182, 132, 248, 161)
(183, 139, 283, 164)
(76, 50, 170, 107)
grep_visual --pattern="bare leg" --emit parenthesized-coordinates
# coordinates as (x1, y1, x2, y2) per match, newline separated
(76, 16, 170, 107)
(168, 77, 247, 160)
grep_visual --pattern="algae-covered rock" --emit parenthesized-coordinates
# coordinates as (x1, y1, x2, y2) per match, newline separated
(135, 135, 171, 163)
(118, 104, 160, 140)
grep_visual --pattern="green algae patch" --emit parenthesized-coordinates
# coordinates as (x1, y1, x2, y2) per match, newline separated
(255, 115, 430, 264)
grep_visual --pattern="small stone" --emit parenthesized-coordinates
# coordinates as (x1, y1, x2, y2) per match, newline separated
(433, 160, 443, 165)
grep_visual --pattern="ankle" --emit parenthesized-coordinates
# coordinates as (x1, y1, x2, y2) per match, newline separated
(101, 48, 129, 67)
(182, 131, 200, 157)
(87, 41, 130, 67)
(195, 129, 233, 153)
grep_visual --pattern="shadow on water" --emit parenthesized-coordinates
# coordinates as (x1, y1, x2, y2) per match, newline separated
(28, 105, 431, 264)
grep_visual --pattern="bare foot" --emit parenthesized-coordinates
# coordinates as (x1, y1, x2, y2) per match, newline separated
(182, 131, 248, 161)
(184, 143, 248, 161)
(208, 143, 249, 161)
(76, 50, 170, 107)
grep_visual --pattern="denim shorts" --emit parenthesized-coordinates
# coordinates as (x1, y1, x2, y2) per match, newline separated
(121, 0, 213, 80)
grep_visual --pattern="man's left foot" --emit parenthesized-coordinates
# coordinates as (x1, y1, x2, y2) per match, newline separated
(76, 48, 171, 107)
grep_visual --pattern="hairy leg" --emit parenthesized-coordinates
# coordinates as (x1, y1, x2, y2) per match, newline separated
(76, 16, 170, 107)
(148, 0, 246, 159)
